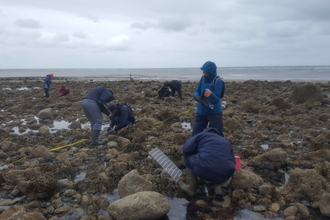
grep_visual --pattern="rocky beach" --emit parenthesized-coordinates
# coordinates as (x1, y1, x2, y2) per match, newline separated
(0, 77, 330, 220)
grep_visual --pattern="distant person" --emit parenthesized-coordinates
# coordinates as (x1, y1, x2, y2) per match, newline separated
(81, 87, 114, 145)
(58, 86, 70, 96)
(178, 127, 235, 201)
(107, 103, 135, 134)
(192, 61, 224, 137)
(43, 73, 54, 98)
(158, 80, 183, 102)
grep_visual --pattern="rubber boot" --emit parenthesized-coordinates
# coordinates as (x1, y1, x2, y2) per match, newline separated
(91, 130, 105, 145)
(178, 168, 197, 197)
(214, 177, 232, 202)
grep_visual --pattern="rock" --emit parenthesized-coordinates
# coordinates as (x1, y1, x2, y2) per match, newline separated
(30, 146, 55, 160)
(107, 191, 170, 220)
(319, 193, 330, 217)
(290, 202, 309, 217)
(284, 206, 298, 217)
(38, 108, 54, 120)
(229, 169, 263, 190)
(69, 121, 81, 129)
(247, 148, 287, 170)
(117, 169, 154, 198)
(284, 169, 330, 202)
(288, 84, 324, 104)
(0, 205, 46, 219)
(1, 140, 20, 151)
(39, 125, 50, 134)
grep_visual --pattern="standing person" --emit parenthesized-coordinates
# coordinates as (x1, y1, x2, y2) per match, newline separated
(81, 87, 114, 145)
(58, 86, 70, 96)
(192, 61, 224, 137)
(43, 73, 54, 98)
(178, 127, 235, 201)
(107, 103, 135, 134)
(159, 80, 183, 102)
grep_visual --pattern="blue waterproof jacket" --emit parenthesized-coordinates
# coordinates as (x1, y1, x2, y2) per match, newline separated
(110, 104, 135, 131)
(182, 127, 235, 184)
(43, 75, 52, 89)
(82, 87, 114, 115)
(194, 61, 223, 115)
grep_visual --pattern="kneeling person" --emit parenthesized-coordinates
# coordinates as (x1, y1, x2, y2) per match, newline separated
(179, 127, 235, 201)
(107, 103, 135, 134)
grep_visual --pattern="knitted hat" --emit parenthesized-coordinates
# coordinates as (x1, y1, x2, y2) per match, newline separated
(107, 103, 118, 112)
(50, 74, 54, 77)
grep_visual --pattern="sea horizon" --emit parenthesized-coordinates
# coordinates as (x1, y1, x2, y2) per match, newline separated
(0, 65, 329, 81)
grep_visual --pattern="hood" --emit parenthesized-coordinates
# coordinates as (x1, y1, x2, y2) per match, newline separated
(204, 127, 222, 136)
(200, 61, 217, 81)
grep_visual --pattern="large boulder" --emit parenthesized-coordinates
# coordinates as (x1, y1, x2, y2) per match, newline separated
(117, 169, 154, 198)
(247, 148, 287, 170)
(107, 191, 170, 220)
(0, 205, 46, 220)
(284, 169, 330, 202)
(229, 169, 263, 190)
(288, 84, 324, 104)
(38, 108, 53, 120)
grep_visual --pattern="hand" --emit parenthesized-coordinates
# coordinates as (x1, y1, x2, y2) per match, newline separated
(107, 126, 113, 133)
(203, 89, 212, 97)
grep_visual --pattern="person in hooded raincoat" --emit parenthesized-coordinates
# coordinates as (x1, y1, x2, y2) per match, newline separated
(43, 74, 54, 98)
(178, 127, 235, 201)
(158, 80, 183, 102)
(192, 61, 224, 137)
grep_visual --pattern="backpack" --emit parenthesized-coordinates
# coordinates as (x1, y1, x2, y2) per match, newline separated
(213, 76, 225, 98)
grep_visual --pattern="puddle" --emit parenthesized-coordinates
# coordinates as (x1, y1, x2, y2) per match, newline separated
(74, 172, 87, 183)
(234, 209, 284, 220)
(261, 144, 269, 150)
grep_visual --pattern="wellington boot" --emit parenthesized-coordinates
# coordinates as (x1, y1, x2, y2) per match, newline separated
(91, 130, 105, 145)
(178, 168, 197, 197)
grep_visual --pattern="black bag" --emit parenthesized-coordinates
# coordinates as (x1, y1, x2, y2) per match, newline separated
(213, 76, 225, 98)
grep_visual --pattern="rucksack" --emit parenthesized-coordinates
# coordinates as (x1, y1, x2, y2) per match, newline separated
(213, 76, 225, 98)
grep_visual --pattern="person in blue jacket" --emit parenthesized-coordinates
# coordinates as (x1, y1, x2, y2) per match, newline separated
(107, 103, 135, 134)
(43, 73, 54, 98)
(178, 127, 235, 201)
(192, 61, 224, 137)
(81, 87, 114, 145)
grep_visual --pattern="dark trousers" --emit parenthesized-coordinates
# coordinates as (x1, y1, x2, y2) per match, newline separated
(192, 112, 223, 137)
(44, 88, 49, 98)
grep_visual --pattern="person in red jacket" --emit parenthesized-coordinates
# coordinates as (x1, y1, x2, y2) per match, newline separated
(58, 86, 70, 96)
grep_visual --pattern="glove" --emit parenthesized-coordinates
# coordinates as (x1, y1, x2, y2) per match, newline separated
(108, 129, 116, 134)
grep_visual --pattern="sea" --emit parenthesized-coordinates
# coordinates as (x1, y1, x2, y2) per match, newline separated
(0, 65, 329, 81)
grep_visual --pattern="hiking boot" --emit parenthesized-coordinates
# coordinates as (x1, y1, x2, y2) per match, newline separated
(91, 130, 106, 145)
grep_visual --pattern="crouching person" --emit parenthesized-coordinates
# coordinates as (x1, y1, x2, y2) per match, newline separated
(158, 80, 183, 102)
(107, 103, 135, 134)
(178, 127, 235, 201)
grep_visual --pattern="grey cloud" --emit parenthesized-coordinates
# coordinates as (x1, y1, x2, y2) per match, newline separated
(54, 33, 69, 42)
(73, 31, 87, 39)
(15, 18, 41, 28)
(158, 17, 192, 32)
(78, 14, 100, 22)
(130, 22, 154, 30)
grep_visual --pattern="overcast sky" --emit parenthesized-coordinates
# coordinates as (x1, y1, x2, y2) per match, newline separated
(1, 0, 330, 68)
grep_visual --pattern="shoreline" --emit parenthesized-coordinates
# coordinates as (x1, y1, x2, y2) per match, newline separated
(0, 76, 329, 84)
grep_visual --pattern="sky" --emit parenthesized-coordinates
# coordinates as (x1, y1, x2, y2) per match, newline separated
(1, 0, 330, 69)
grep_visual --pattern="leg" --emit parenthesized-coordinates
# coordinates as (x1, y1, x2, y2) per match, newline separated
(192, 114, 208, 136)
(207, 112, 224, 137)
(214, 177, 232, 201)
(44, 88, 49, 98)
(178, 168, 198, 197)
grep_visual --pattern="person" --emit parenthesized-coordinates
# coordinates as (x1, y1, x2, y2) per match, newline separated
(192, 61, 224, 137)
(43, 73, 54, 98)
(58, 86, 70, 96)
(81, 87, 114, 145)
(158, 80, 183, 102)
(178, 127, 235, 201)
(107, 103, 135, 134)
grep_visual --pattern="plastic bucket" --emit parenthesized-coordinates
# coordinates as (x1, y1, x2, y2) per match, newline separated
(235, 156, 241, 170)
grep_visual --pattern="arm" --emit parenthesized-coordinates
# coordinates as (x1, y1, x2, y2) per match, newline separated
(114, 107, 129, 131)
(208, 78, 223, 104)
(182, 135, 199, 156)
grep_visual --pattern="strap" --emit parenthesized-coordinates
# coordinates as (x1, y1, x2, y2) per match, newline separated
(213, 75, 220, 86)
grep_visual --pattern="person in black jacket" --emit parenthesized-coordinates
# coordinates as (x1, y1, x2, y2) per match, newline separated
(81, 87, 114, 145)
(107, 103, 135, 134)
(158, 80, 183, 102)
(178, 127, 235, 201)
